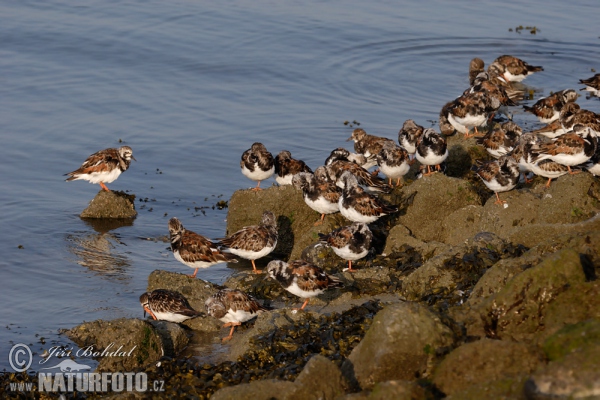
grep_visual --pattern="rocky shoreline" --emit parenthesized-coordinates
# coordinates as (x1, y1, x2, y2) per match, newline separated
(6, 134, 600, 399)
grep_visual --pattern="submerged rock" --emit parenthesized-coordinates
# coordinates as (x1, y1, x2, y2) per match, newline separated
(80, 190, 137, 218)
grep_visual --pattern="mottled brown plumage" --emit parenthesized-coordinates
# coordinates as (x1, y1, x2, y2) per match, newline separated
(140, 289, 204, 323)
(217, 211, 278, 273)
(274, 150, 313, 185)
(169, 217, 237, 278)
(523, 89, 578, 123)
(205, 288, 269, 342)
(318, 222, 372, 272)
(65, 146, 135, 191)
(240, 142, 275, 190)
(266, 260, 343, 310)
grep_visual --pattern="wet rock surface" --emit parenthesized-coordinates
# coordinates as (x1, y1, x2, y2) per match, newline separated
(80, 190, 137, 219)
(47, 172, 600, 399)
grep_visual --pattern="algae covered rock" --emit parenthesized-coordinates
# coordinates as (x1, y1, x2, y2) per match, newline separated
(433, 338, 542, 395)
(346, 302, 455, 389)
(524, 344, 600, 399)
(397, 174, 481, 242)
(80, 190, 137, 218)
(210, 379, 297, 400)
(368, 380, 428, 400)
(542, 318, 600, 362)
(65, 318, 164, 372)
(288, 355, 344, 400)
(479, 248, 588, 343)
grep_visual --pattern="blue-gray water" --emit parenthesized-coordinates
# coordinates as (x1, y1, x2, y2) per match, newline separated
(1, 0, 599, 371)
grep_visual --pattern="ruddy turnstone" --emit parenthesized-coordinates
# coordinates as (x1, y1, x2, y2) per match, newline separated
(324, 147, 371, 168)
(439, 101, 457, 136)
(559, 103, 600, 134)
(579, 73, 600, 96)
(398, 119, 424, 161)
(529, 159, 570, 188)
(473, 155, 520, 205)
(205, 288, 269, 342)
(140, 289, 204, 323)
(531, 119, 567, 139)
(217, 210, 278, 273)
(446, 90, 498, 138)
(533, 125, 597, 174)
(274, 150, 313, 186)
(338, 171, 398, 223)
(292, 171, 341, 226)
(65, 146, 135, 192)
(415, 128, 448, 176)
(522, 89, 578, 123)
(168, 217, 237, 278)
(477, 121, 522, 158)
(508, 132, 543, 182)
(266, 259, 343, 310)
(318, 222, 372, 272)
(325, 158, 391, 193)
(241, 142, 275, 191)
(469, 58, 486, 86)
(584, 144, 600, 176)
(487, 55, 543, 83)
(347, 128, 395, 169)
(376, 142, 410, 186)
(467, 71, 517, 109)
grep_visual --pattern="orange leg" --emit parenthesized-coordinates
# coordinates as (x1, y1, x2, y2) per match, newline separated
(221, 322, 240, 342)
(545, 178, 552, 188)
(188, 268, 199, 278)
(251, 260, 262, 274)
(494, 192, 507, 205)
(251, 181, 263, 191)
(294, 298, 310, 311)
(346, 260, 357, 272)
(314, 213, 325, 226)
(422, 165, 435, 177)
(99, 182, 110, 192)
(567, 166, 580, 175)
(144, 306, 157, 321)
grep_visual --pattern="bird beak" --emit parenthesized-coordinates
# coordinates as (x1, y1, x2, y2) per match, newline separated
(346, 136, 353, 142)
(131, 156, 137, 162)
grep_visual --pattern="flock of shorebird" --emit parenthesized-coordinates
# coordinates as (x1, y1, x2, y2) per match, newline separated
(64, 55, 600, 341)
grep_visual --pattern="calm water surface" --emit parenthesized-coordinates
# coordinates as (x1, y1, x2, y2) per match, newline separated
(1, 0, 599, 370)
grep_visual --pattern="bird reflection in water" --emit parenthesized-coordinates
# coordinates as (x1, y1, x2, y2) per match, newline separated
(66, 218, 134, 280)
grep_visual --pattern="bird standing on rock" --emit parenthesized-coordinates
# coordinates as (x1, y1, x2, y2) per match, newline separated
(318, 222, 372, 272)
(266, 260, 343, 310)
(65, 146, 136, 192)
(241, 142, 275, 191)
(205, 288, 269, 342)
(168, 217, 238, 278)
(140, 289, 204, 323)
(473, 155, 520, 205)
(415, 128, 448, 176)
(217, 211, 278, 273)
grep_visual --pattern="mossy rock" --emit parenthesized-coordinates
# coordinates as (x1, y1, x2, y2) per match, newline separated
(346, 302, 455, 389)
(433, 339, 542, 395)
(480, 248, 588, 343)
(396, 174, 481, 243)
(80, 190, 137, 219)
(542, 318, 600, 362)
(65, 318, 163, 372)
